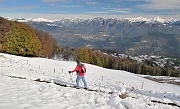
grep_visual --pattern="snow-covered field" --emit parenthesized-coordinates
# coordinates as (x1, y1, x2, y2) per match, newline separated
(0, 53, 179, 109)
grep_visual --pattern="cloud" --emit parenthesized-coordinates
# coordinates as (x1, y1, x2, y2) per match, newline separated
(41, 0, 69, 7)
(0, 6, 38, 11)
(58, 5, 81, 8)
(86, 1, 99, 5)
(41, 0, 67, 3)
(85, 11, 109, 14)
(84, 8, 132, 15)
(109, 8, 132, 14)
(137, 0, 180, 10)
(101, 7, 132, 14)
(2, 12, 180, 20)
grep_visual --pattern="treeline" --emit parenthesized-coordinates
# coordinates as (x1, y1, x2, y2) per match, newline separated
(55, 46, 180, 77)
(0, 17, 60, 58)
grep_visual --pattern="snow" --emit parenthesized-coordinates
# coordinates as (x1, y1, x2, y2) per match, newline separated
(150, 16, 165, 23)
(11, 16, 180, 24)
(31, 18, 54, 22)
(0, 53, 180, 109)
(121, 16, 178, 24)
(126, 17, 150, 22)
(17, 18, 55, 22)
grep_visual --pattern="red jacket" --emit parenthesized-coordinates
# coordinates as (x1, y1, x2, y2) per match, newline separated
(71, 64, 86, 76)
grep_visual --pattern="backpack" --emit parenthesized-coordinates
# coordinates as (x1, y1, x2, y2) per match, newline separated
(81, 66, 86, 73)
(78, 63, 86, 73)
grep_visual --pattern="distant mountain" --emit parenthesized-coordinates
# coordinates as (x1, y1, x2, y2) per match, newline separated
(124, 32, 180, 56)
(14, 17, 180, 57)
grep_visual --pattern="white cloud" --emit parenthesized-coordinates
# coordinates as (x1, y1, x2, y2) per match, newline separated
(109, 8, 132, 13)
(58, 5, 81, 8)
(0, 6, 38, 11)
(101, 7, 132, 14)
(86, 1, 99, 5)
(85, 11, 109, 14)
(1, 12, 180, 20)
(137, 0, 180, 10)
(41, 0, 67, 3)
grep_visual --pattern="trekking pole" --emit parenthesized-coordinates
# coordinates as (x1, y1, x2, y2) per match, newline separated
(69, 73, 73, 83)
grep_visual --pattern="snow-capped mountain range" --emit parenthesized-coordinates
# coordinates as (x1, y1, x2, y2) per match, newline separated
(11, 16, 179, 24)
(126, 16, 178, 23)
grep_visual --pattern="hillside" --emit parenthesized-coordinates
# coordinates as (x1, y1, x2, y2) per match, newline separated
(0, 17, 60, 58)
(124, 32, 180, 56)
(0, 53, 179, 109)
(0, 17, 41, 56)
(20, 17, 180, 57)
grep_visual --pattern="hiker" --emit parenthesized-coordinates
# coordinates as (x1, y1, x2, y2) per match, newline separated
(69, 60, 88, 89)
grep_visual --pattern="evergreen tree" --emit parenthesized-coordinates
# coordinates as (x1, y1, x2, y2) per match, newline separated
(75, 47, 89, 63)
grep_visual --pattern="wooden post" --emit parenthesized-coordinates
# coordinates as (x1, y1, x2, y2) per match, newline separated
(141, 81, 144, 89)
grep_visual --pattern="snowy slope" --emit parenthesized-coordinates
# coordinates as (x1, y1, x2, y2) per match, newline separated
(0, 53, 179, 109)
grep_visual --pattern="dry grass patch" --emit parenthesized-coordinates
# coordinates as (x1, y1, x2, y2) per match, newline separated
(119, 92, 129, 99)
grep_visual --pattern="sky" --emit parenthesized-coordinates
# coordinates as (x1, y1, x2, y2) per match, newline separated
(0, 0, 180, 19)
